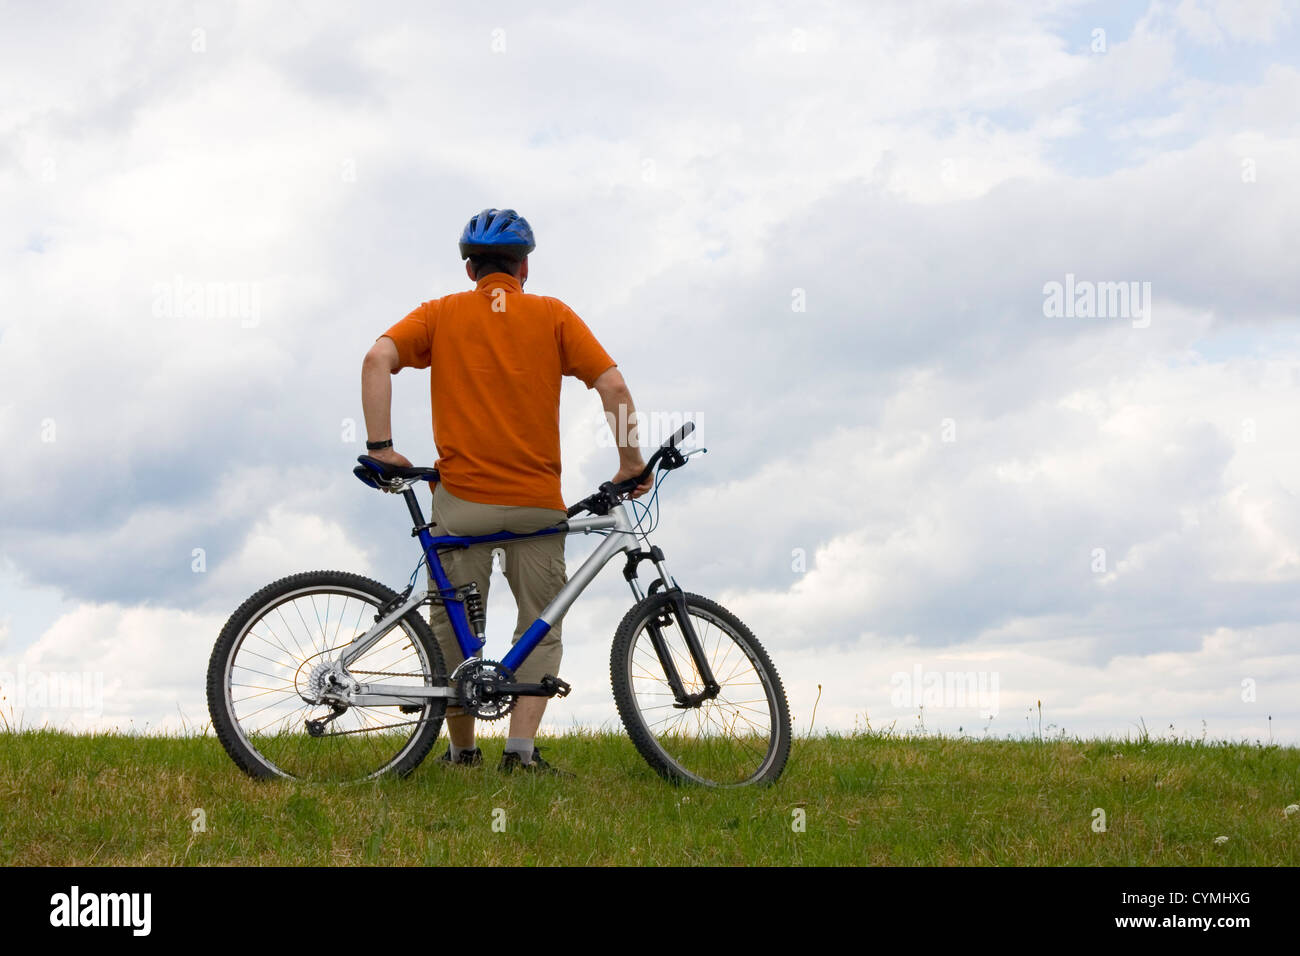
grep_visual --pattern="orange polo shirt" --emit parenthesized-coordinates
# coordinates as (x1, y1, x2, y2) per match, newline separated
(381, 273, 616, 512)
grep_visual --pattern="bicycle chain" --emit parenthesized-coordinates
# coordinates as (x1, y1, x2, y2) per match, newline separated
(311, 717, 422, 737)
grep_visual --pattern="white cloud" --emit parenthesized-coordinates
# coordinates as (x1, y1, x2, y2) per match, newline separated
(205, 505, 374, 599)
(1176, 0, 1294, 44)
(0, 602, 220, 732)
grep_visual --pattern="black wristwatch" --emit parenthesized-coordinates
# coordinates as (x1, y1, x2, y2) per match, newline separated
(366, 438, 394, 451)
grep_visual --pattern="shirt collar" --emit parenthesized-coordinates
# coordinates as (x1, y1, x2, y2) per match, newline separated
(475, 272, 523, 294)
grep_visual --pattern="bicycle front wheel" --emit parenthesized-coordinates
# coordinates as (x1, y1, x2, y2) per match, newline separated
(206, 570, 446, 783)
(611, 591, 791, 787)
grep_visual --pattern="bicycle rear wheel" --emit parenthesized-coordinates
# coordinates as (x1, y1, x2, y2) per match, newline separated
(611, 591, 791, 787)
(206, 570, 446, 782)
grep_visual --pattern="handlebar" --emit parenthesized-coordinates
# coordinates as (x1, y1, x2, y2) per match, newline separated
(565, 422, 703, 518)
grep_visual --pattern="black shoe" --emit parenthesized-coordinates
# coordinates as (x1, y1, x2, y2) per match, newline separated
(438, 746, 483, 767)
(498, 747, 574, 777)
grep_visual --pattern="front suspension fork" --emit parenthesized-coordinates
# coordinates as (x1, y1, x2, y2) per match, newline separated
(623, 547, 720, 709)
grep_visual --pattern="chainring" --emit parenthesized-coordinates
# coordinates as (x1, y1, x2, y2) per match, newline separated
(457, 659, 517, 721)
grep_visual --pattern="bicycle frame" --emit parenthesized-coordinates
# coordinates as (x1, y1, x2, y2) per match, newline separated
(340, 482, 677, 707)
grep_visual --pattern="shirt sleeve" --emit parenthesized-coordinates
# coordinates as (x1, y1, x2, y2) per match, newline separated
(381, 300, 437, 370)
(552, 298, 616, 388)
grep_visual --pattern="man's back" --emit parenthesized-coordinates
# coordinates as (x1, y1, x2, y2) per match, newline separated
(382, 271, 614, 511)
(361, 207, 651, 772)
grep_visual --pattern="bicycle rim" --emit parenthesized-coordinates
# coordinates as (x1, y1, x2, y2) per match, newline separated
(222, 584, 439, 782)
(623, 603, 783, 786)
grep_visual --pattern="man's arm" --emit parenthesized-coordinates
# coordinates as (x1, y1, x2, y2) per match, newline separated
(593, 366, 652, 498)
(361, 336, 411, 468)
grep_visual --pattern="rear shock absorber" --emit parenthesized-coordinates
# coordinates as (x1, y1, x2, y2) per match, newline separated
(463, 583, 486, 642)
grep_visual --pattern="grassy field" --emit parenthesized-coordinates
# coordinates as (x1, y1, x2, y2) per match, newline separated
(2, 729, 1298, 866)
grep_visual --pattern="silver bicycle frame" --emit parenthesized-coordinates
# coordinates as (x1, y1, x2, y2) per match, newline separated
(344, 501, 669, 707)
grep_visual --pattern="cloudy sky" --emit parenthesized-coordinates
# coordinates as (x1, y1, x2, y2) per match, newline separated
(2, 0, 1297, 745)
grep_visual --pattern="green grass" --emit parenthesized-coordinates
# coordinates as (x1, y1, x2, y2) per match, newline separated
(1, 729, 1298, 865)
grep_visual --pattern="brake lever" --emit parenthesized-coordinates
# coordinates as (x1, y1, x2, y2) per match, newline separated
(655, 444, 704, 473)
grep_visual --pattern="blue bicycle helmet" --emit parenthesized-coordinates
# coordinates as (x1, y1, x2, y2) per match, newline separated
(458, 208, 536, 260)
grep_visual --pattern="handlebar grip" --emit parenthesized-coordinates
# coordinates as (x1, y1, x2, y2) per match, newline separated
(567, 492, 604, 517)
(640, 421, 696, 477)
(666, 420, 695, 447)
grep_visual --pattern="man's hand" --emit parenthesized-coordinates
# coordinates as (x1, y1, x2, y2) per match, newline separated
(614, 461, 653, 499)
(368, 447, 412, 469)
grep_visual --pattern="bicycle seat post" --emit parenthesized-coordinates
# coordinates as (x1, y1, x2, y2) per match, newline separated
(401, 486, 427, 531)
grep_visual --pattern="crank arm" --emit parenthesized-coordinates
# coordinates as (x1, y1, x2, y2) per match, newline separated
(492, 675, 572, 699)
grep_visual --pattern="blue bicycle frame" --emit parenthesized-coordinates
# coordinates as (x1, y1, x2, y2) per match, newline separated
(337, 471, 677, 706)
(421, 511, 638, 676)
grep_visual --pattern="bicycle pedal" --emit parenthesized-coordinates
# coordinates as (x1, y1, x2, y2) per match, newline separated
(541, 675, 571, 698)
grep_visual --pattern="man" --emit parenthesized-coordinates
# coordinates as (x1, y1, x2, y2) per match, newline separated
(360, 208, 651, 775)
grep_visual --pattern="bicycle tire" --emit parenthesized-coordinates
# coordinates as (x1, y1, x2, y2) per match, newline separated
(610, 591, 791, 787)
(206, 570, 447, 782)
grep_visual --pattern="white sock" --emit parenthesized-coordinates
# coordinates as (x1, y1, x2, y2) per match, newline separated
(450, 740, 477, 759)
(506, 737, 534, 763)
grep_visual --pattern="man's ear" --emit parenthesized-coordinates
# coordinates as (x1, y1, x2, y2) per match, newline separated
(465, 260, 476, 281)
(518, 256, 528, 286)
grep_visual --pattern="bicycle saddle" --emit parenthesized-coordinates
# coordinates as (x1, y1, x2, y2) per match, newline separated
(353, 455, 440, 489)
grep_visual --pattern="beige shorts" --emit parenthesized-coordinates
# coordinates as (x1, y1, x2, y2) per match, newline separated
(425, 482, 568, 685)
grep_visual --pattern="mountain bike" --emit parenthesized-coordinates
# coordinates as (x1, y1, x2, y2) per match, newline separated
(206, 422, 791, 786)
